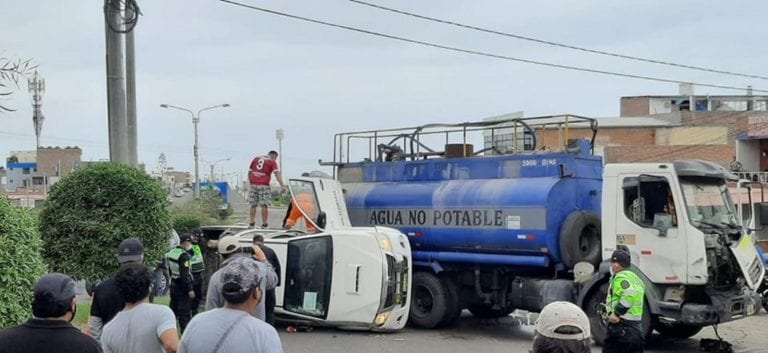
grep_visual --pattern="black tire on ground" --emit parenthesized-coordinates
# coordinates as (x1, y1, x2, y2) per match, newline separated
(584, 282, 653, 346)
(152, 267, 170, 296)
(559, 211, 602, 268)
(654, 322, 703, 339)
(409, 272, 450, 329)
(437, 275, 462, 327)
(467, 304, 513, 319)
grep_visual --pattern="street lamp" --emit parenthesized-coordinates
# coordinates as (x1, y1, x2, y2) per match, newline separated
(160, 103, 230, 199)
(202, 158, 231, 183)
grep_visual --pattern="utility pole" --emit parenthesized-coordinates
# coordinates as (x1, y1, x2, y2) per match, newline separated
(125, 9, 138, 166)
(104, 0, 139, 166)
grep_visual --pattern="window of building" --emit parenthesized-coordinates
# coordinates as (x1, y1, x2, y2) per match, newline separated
(623, 177, 677, 229)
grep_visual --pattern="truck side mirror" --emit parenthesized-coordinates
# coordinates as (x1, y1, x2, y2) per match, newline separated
(756, 203, 768, 226)
(316, 211, 327, 230)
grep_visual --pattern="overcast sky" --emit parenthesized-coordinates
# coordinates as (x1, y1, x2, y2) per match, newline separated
(2, 1, 768, 182)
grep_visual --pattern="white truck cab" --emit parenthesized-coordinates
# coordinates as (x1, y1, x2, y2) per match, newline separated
(220, 177, 412, 331)
(582, 160, 764, 342)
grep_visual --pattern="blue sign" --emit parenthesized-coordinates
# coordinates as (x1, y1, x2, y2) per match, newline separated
(197, 181, 229, 206)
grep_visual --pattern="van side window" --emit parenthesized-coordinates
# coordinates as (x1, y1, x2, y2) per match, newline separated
(623, 177, 677, 228)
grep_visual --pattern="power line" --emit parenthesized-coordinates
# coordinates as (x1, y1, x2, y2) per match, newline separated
(349, 0, 768, 81)
(219, 0, 768, 94)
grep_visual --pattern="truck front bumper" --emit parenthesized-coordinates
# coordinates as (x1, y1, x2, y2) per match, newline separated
(680, 289, 760, 325)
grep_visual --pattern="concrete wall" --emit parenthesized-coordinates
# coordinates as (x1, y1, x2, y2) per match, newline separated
(604, 145, 734, 165)
(655, 126, 729, 145)
(620, 97, 651, 117)
(37, 147, 82, 178)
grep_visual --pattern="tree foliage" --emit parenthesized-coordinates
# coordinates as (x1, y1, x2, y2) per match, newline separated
(39, 163, 172, 282)
(0, 56, 37, 112)
(0, 197, 47, 328)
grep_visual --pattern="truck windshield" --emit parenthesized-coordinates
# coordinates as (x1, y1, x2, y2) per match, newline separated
(680, 177, 739, 229)
(283, 236, 333, 319)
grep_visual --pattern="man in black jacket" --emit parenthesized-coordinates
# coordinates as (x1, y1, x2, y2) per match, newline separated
(254, 234, 281, 326)
(0, 273, 102, 353)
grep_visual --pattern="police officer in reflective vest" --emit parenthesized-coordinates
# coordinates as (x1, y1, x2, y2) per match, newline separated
(166, 233, 194, 333)
(188, 229, 205, 316)
(604, 249, 646, 353)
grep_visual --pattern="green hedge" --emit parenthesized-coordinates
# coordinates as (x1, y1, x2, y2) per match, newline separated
(39, 163, 172, 282)
(172, 211, 204, 234)
(0, 197, 47, 328)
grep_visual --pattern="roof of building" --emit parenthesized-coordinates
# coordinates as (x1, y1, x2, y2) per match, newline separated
(622, 95, 768, 100)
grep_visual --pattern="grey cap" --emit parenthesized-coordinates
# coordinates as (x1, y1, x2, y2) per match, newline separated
(34, 273, 76, 302)
(221, 257, 262, 296)
(117, 238, 144, 264)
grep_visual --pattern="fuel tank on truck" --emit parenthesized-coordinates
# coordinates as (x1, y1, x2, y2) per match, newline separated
(340, 142, 604, 270)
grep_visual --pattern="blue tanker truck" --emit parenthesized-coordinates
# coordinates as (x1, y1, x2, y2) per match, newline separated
(321, 115, 765, 343)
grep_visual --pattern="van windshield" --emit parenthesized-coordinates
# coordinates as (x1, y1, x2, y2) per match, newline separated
(680, 177, 739, 229)
(283, 236, 333, 319)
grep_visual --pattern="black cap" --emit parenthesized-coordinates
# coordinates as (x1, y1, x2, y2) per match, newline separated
(34, 273, 76, 302)
(179, 233, 192, 243)
(192, 227, 203, 235)
(117, 238, 144, 264)
(610, 249, 631, 268)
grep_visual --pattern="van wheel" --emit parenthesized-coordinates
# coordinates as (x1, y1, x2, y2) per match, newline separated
(560, 211, 601, 268)
(152, 268, 170, 296)
(409, 272, 450, 329)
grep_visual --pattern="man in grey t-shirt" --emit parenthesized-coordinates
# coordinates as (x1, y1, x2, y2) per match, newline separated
(205, 236, 278, 321)
(101, 264, 179, 353)
(180, 257, 283, 353)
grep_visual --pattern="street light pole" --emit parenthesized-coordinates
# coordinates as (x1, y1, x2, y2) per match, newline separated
(202, 158, 231, 184)
(160, 103, 230, 199)
(276, 128, 285, 174)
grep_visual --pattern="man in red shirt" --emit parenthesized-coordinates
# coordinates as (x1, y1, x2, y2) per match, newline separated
(249, 150, 286, 228)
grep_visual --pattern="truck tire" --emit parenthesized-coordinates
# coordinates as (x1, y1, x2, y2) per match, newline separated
(438, 275, 462, 327)
(409, 272, 451, 329)
(559, 211, 601, 268)
(584, 282, 653, 345)
(654, 322, 703, 339)
(467, 304, 513, 318)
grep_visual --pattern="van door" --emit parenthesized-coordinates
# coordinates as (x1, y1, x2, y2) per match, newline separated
(288, 177, 352, 231)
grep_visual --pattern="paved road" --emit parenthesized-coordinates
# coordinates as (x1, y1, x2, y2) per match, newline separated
(278, 311, 768, 353)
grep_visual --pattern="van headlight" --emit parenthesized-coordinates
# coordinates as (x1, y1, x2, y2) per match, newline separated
(377, 235, 392, 252)
(375, 311, 390, 326)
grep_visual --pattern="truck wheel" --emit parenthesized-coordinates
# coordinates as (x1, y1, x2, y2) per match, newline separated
(584, 282, 653, 345)
(559, 211, 601, 268)
(438, 275, 462, 327)
(654, 322, 703, 339)
(409, 272, 450, 329)
(467, 304, 513, 318)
